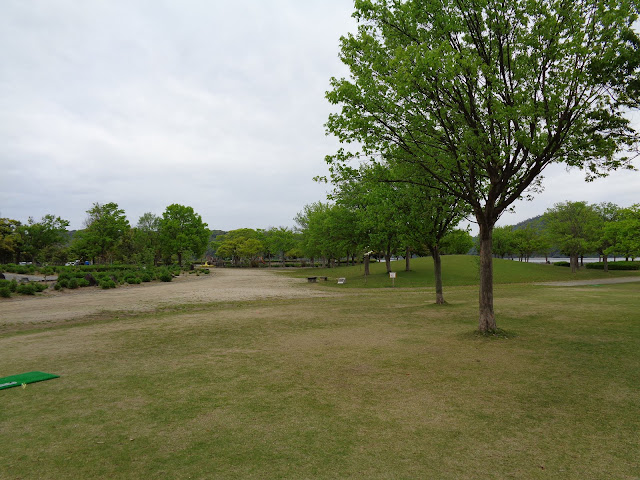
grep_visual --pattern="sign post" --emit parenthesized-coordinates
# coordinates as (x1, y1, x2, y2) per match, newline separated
(389, 271, 396, 287)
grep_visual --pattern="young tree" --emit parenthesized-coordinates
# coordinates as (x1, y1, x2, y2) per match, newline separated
(604, 204, 640, 261)
(265, 227, 297, 267)
(543, 201, 601, 272)
(135, 212, 162, 266)
(326, 0, 640, 331)
(593, 202, 620, 271)
(489, 226, 516, 259)
(159, 204, 209, 266)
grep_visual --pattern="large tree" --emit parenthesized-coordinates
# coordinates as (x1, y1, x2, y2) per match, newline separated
(326, 0, 640, 331)
(159, 204, 210, 266)
(74, 202, 130, 264)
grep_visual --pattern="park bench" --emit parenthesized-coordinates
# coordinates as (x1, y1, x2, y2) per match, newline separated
(307, 276, 329, 283)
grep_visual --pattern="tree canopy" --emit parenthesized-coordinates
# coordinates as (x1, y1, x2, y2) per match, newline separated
(159, 204, 210, 266)
(326, 0, 640, 331)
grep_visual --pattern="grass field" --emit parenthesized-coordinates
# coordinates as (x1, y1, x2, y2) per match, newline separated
(1, 263, 639, 479)
(286, 255, 640, 288)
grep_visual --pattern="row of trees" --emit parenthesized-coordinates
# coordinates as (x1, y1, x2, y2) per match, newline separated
(492, 201, 640, 272)
(0, 202, 210, 267)
(324, 0, 640, 331)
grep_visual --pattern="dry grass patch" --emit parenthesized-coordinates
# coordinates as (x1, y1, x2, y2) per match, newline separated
(1, 284, 639, 478)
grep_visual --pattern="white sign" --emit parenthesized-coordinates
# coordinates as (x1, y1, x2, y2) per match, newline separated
(389, 272, 396, 279)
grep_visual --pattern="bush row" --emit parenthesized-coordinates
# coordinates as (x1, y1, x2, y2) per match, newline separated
(0, 279, 48, 298)
(585, 261, 640, 270)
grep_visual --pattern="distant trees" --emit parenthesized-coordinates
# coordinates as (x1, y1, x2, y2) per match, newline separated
(19, 215, 70, 264)
(543, 202, 601, 273)
(214, 229, 264, 267)
(0, 218, 22, 264)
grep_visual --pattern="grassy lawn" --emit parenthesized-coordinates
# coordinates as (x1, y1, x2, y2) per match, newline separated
(285, 255, 640, 288)
(1, 278, 639, 478)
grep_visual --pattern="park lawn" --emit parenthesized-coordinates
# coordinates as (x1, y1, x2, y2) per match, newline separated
(286, 255, 640, 288)
(1, 283, 639, 479)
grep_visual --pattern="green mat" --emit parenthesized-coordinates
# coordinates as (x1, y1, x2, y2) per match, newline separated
(0, 371, 60, 390)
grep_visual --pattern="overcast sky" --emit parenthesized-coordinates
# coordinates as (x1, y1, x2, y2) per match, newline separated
(1, 1, 638, 232)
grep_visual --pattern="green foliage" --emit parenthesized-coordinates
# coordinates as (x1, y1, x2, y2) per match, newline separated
(18, 214, 70, 265)
(159, 204, 209, 266)
(0, 286, 10, 298)
(16, 283, 36, 295)
(159, 270, 173, 282)
(543, 201, 602, 271)
(326, 0, 640, 328)
(0, 218, 22, 264)
(73, 202, 130, 264)
(553, 262, 571, 267)
(68, 278, 79, 289)
(99, 279, 116, 289)
(440, 229, 474, 255)
(215, 229, 265, 266)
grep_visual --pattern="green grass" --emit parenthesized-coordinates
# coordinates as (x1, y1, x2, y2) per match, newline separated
(1, 280, 639, 478)
(285, 255, 640, 288)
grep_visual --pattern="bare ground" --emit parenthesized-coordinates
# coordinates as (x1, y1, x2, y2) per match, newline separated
(0, 268, 337, 331)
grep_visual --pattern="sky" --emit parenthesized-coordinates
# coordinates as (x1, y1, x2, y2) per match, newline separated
(1, 1, 639, 233)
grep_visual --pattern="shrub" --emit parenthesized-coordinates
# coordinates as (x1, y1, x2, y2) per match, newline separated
(159, 270, 172, 282)
(77, 278, 90, 288)
(141, 273, 152, 282)
(553, 261, 570, 267)
(585, 261, 640, 270)
(99, 279, 116, 289)
(57, 279, 69, 289)
(54, 283, 62, 291)
(16, 283, 36, 295)
(68, 278, 79, 289)
(0, 287, 10, 298)
(34, 283, 49, 292)
(9, 279, 17, 292)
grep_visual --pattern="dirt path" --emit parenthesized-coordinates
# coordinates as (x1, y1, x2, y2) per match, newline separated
(533, 276, 640, 287)
(0, 269, 335, 330)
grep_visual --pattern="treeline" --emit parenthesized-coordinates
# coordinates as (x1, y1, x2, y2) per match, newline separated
(493, 201, 640, 272)
(0, 202, 210, 267)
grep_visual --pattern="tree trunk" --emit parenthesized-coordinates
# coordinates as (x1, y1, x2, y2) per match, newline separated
(431, 245, 445, 304)
(603, 255, 608, 272)
(364, 254, 370, 276)
(405, 247, 411, 271)
(478, 222, 497, 332)
(178, 252, 183, 267)
(580, 255, 584, 267)
(570, 255, 579, 273)
(385, 247, 391, 274)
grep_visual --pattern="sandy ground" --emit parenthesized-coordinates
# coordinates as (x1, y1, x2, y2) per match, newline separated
(0, 269, 335, 330)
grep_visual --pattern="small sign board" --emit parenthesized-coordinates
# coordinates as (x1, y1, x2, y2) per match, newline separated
(338, 277, 346, 284)
(389, 272, 396, 279)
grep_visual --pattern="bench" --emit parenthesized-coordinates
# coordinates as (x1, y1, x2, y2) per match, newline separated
(307, 277, 317, 283)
